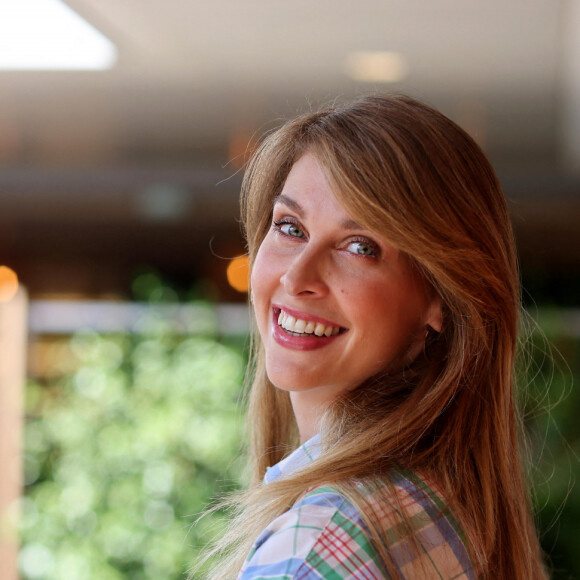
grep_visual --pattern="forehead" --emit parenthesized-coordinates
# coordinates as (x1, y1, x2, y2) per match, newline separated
(280, 153, 331, 191)
(276, 153, 382, 230)
(274, 154, 353, 216)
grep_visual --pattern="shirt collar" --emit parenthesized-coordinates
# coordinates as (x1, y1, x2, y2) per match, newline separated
(264, 433, 321, 484)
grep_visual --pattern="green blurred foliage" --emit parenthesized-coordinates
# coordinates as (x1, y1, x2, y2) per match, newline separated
(523, 310, 580, 580)
(19, 296, 579, 579)
(21, 303, 246, 580)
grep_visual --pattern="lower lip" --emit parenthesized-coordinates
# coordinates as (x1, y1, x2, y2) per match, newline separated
(271, 312, 344, 351)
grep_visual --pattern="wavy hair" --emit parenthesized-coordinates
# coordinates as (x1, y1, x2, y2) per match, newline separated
(196, 95, 547, 579)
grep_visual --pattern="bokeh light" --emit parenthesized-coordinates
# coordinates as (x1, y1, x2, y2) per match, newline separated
(226, 256, 249, 293)
(0, 266, 19, 302)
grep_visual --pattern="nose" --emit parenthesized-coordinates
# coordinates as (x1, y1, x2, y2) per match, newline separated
(280, 247, 329, 297)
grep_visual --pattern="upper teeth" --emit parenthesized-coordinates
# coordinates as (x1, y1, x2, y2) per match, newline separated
(278, 310, 340, 337)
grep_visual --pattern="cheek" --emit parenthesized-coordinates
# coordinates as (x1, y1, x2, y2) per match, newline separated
(250, 248, 273, 298)
(352, 278, 427, 336)
(251, 238, 286, 289)
(250, 246, 280, 328)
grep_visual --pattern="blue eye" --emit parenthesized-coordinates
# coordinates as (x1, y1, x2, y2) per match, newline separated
(345, 240, 378, 256)
(274, 220, 305, 239)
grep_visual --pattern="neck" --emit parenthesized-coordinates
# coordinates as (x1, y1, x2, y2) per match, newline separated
(289, 389, 331, 443)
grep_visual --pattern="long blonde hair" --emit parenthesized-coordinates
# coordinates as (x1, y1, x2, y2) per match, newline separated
(197, 95, 547, 579)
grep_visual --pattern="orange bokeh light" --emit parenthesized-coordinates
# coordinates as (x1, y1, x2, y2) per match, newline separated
(226, 255, 249, 293)
(0, 266, 19, 303)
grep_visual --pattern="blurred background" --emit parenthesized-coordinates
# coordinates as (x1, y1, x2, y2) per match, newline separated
(0, 0, 578, 579)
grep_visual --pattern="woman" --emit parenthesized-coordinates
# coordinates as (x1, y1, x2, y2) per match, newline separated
(199, 95, 547, 579)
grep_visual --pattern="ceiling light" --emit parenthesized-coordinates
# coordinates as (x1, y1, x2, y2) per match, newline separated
(345, 51, 408, 83)
(0, 0, 117, 70)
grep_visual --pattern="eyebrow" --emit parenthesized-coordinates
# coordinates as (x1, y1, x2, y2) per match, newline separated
(274, 194, 302, 215)
(273, 193, 364, 231)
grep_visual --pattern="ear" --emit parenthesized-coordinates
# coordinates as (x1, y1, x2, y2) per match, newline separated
(424, 295, 443, 333)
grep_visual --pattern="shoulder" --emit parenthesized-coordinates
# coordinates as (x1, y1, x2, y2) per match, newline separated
(238, 484, 383, 579)
(238, 472, 475, 579)
(362, 470, 476, 578)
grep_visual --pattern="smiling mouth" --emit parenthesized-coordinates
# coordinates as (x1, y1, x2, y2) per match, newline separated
(275, 308, 346, 337)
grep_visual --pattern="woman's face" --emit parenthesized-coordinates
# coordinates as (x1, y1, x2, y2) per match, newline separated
(251, 153, 441, 403)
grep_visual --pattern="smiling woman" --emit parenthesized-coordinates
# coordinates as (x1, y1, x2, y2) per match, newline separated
(195, 95, 548, 579)
(251, 154, 442, 441)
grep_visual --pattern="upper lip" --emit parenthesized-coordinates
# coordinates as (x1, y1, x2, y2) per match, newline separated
(272, 303, 347, 330)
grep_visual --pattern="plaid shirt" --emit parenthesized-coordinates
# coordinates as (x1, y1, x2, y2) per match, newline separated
(238, 435, 475, 579)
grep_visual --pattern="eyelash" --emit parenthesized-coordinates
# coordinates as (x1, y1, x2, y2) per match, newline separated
(271, 218, 379, 258)
(272, 218, 305, 239)
(345, 237, 379, 257)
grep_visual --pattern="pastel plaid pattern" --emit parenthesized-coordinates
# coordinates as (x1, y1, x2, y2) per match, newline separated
(238, 436, 475, 579)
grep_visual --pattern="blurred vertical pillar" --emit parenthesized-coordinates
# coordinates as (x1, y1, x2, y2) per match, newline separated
(561, 0, 580, 171)
(0, 288, 28, 580)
